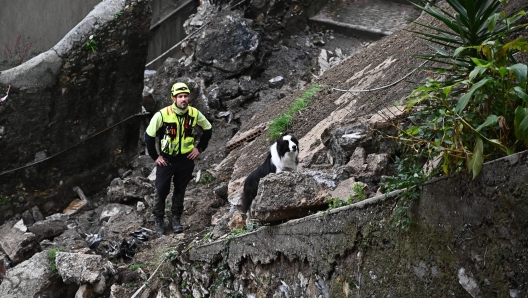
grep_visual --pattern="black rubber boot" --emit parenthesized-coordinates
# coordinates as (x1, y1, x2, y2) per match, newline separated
(154, 217, 165, 235)
(170, 215, 183, 233)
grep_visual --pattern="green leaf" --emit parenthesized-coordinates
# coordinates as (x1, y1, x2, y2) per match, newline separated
(469, 66, 485, 81)
(498, 67, 507, 80)
(443, 85, 453, 97)
(470, 57, 491, 67)
(513, 86, 528, 104)
(487, 13, 498, 32)
(467, 136, 483, 179)
(514, 106, 528, 144)
(406, 126, 420, 136)
(455, 78, 490, 114)
(509, 63, 527, 89)
(476, 115, 499, 132)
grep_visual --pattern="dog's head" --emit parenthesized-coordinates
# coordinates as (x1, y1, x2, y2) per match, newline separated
(276, 134, 299, 157)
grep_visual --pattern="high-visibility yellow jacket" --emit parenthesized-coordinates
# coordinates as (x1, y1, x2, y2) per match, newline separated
(146, 104, 211, 155)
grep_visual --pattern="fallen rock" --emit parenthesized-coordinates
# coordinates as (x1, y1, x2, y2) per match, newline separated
(27, 219, 68, 242)
(250, 171, 330, 222)
(194, 11, 258, 74)
(0, 221, 41, 265)
(55, 252, 114, 285)
(0, 250, 77, 297)
(106, 177, 154, 204)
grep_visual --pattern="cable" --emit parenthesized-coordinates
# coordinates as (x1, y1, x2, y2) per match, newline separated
(332, 60, 428, 93)
(0, 111, 150, 176)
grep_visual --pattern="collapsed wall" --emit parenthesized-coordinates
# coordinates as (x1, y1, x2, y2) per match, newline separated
(0, 0, 151, 224)
(180, 151, 528, 297)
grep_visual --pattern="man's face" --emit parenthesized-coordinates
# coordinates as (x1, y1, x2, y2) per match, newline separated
(173, 93, 189, 109)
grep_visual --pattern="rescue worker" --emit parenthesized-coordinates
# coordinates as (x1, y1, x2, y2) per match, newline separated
(145, 82, 212, 234)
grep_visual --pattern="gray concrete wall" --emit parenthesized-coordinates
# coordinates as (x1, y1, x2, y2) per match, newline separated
(183, 152, 528, 297)
(0, 0, 196, 70)
(0, 0, 101, 56)
(0, 0, 151, 223)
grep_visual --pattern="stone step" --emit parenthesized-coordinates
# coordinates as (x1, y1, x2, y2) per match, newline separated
(310, 0, 421, 39)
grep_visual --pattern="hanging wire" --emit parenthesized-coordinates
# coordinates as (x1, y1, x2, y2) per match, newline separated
(0, 111, 150, 177)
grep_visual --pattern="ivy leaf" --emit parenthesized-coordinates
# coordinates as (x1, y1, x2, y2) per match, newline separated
(455, 78, 489, 114)
(467, 136, 483, 179)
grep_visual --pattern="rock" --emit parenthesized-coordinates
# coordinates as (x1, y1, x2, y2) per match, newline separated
(0, 221, 41, 265)
(21, 210, 35, 226)
(32, 206, 44, 222)
(100, 203, 134, 222)
(329, 177, 356, 202)
(195, 11, 258, 74)
(0, 250, 77, 297)
(250, 171, 330, 222)
(213, 182, 228, 200)
(228, 212, 246, 230)
(13, 219, 27, 232)
(268, 76, 285, 89)
(346, 147, 367, 173)
(239, 79, 261, 96)
(106, 177, 155, 204)
(217, 79, 240, 100)
(131, 155, 156, 178)
(27, 219, 68, 242)
(55, 252, 113, 285)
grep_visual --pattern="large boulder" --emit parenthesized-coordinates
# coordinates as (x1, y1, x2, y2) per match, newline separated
(250, 171, 331, 222)
(195, 11, 258, 74)
(55, 252, 114, 285)
(0, 221, 41, 265)
(0, 250, 77, 297)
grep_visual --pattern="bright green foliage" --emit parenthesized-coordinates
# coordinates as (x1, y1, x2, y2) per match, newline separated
(47, 248, 64, 272)
(402, 0, 527, 178)
(1, 196, 8, 205)
(380, 156, 428, 229)
(352, 182, 367, 201)
(327, 197, 351, 209)
(128, 263, 147, 271)
(199, 171, 215, 185)
(268, 84, 320, 140)
(85, 38, 98, 52)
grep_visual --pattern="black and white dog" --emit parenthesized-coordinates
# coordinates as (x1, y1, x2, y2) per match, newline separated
(239, 134, 299, 213)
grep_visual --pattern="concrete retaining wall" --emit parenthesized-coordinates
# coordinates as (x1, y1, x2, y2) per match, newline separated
(0, 0, 196, 70)
(181, 152, 528, 297)
(0, 0, 151, 223)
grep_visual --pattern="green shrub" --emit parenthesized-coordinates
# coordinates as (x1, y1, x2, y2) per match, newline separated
(401, 0, 528, 178)
(85, 37, 98, 52)
(128, 263, 147, 271)
(47, 248, 64, 272)
(268, 84, 320, 140)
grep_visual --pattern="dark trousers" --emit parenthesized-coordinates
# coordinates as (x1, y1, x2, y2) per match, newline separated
(152, 155, 194, 218)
